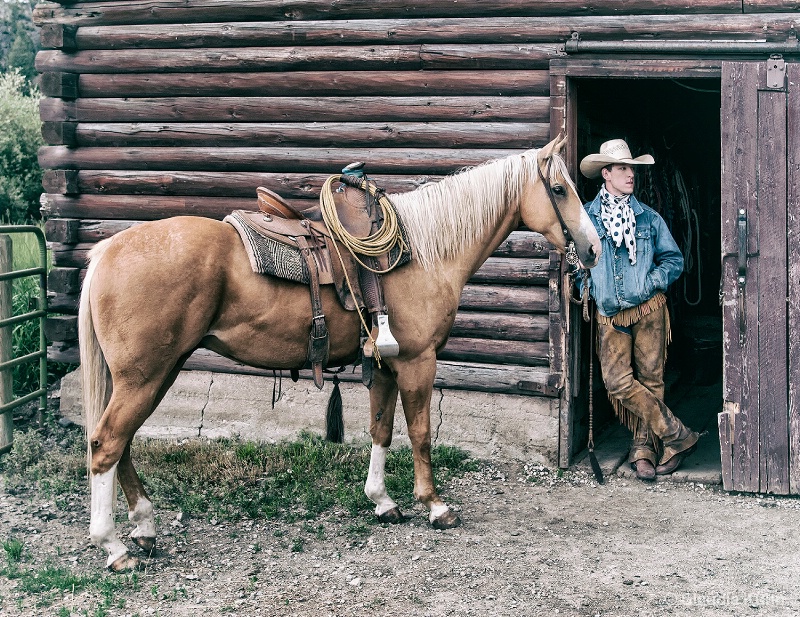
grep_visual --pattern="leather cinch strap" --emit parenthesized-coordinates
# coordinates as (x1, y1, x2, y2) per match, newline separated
(297, 235, 329, 389)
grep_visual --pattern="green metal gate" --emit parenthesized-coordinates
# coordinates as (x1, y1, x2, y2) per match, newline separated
(0, 226, 48, 455)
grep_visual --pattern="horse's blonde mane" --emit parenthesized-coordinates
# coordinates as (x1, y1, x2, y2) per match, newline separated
(388, 149, 573, 270)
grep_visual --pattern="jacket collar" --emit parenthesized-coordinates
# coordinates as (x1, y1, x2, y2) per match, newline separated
(586, 191, 645, 217)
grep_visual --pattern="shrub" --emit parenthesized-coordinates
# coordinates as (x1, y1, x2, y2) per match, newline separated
(0, 70, 42, 223)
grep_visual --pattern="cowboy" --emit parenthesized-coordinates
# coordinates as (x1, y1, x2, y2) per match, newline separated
(578, 139, 699, 481)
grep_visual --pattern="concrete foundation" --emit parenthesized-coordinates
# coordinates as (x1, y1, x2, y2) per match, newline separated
(59, 368, 559, 464)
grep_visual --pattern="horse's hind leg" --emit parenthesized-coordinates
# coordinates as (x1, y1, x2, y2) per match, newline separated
(89, 383, 167, 570)
(395, 356, 461, 530)
(364, 366, 404, 523)
(118, 443, 156, 554)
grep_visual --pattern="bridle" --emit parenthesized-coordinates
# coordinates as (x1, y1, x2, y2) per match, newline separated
(536, 157, 580, 266)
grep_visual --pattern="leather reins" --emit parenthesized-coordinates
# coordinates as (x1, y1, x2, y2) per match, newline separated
(536, 157, 580, 266)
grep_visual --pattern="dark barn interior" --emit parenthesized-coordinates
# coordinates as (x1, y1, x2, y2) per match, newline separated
(573, 77, 723, 461)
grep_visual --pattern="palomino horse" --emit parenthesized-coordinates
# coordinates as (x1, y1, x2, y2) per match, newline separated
(80, 135, 601, 570)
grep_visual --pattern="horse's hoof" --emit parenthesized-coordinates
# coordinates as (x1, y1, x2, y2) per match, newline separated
(108, 554, 140, 573)
(377, 507, 405, 524)
(132, 536, 156, 554)
(431, 510, 462, 530)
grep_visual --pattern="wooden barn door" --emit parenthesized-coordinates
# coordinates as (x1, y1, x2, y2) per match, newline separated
(719, 59, 800, 495)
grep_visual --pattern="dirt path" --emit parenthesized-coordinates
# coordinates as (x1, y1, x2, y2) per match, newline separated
(2, 453, 800, 617)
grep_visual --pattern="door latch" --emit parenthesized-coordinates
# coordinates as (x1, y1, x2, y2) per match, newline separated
(766, 54, 786, 90)
(737, 208, 747, 342)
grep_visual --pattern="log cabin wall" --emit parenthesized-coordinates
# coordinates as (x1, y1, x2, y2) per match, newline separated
(32, 0, 800, 401)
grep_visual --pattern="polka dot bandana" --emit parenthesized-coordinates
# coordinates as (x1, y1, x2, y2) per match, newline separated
(599, 186, 637, 264)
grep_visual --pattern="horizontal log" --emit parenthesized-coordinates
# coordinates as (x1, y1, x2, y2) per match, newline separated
(41, 15, 799, 50)
(47, 240, 550, 285)
(42, 171, 444, 197)
(44, 218, 547, 260)
(35, 44, 562, 73)
(45, 340, 558, 396)
(549, 58, 723, 78)
(459, 284, 549, 313)
(470, 257, 549, 285)
(48, 70, 550, 98)
(32, 1, 744, 28)
(37, 147, 526, 174)
(40, 96, 549, 123)
(44, 315, 77, 343)
(439, 337, 549, 366)
(47, 291, 80, 313)
(41, 121, 549, 149)
(451, 312, 548, 341)
(47, 267, 81, 294)
(744, 1, 800, 12)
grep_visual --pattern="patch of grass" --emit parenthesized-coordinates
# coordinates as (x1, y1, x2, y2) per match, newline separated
(134, 431, 477, 524)
(0, 424, 86, 499)
(3, 536, 24, 563)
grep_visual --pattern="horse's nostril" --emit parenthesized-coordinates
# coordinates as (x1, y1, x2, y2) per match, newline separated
(588, 246, 596, 258)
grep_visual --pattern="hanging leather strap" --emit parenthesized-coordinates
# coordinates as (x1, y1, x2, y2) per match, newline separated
(297, 235, 329, 389)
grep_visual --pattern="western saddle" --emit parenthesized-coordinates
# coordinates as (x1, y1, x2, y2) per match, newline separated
(224, 163, 410, 389)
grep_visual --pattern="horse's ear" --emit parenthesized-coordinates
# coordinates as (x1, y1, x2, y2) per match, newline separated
(538, 133, 566, 162)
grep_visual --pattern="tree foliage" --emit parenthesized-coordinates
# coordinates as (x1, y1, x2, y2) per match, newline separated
(0, 70, 42, 222)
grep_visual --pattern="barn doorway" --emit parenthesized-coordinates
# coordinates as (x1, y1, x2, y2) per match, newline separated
(571, 77, 723, 472)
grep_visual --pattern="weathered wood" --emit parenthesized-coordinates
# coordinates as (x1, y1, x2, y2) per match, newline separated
(439, 337, 549, 366)
(721, 61, 760, 493)
(32, 0, 745, 28)
(44, 314, 78, 343)
(46, 70, 550, 98)
(47, 267, 81, 295)
(47, 291, 80, 314)
(789, 63, 800, 494)
(469, 257, 549, 285)
(41, 121, 77, 146)
(41, 122, 550, 149)
(48, 241, 550, 285)
(42, 170, 80, 195)
(39, 72, 78, 99)
(0, 237, 12, 454)
(43, 15, 800, 50)
(756, 85, 789, 495)
(459, 284, 548, 313)
(40, 96, 549, 123)
(41, 195, 255, 222)
(43, 171, 442, 198)
(451, 312, 549, 342)
(38, 147, 527, 174)
(44, 218, 80, 243)
(744, 0, 800, 12)
(35, 44, 562, 73)
(39, 23, 77, 50)
(550, 58, 722, 79)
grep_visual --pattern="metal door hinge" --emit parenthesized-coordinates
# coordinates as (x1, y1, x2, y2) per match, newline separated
(766, 54, 786, 90)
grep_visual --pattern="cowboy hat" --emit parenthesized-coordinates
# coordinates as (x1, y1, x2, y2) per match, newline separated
(579, 139, 655, 179)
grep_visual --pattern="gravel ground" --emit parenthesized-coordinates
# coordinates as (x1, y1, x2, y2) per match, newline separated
(2, 403, 800, 616)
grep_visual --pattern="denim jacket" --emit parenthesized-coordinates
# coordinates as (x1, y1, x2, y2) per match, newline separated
(580, 192, 684, 318)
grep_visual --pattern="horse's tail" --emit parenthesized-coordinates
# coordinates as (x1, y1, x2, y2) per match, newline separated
(79, 239, 113, 468)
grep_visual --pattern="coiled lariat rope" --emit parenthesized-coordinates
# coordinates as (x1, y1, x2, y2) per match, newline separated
(318, 174, 407, 367)
(319, 174, 406, 273)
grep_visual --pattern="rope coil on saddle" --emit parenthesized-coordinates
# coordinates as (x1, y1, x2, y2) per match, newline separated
(319, 174, 407, 273)
(318, 174, 407, 367)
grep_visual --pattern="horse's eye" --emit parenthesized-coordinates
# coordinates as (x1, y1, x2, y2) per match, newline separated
(552, 185, 566, 196)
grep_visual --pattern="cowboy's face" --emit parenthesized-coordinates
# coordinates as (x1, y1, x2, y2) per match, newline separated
(601, 164, 635, 197)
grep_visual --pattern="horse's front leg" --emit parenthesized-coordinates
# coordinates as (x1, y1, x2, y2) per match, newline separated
(117, 443, 156, 555)
(396, 356, 461, 530)
(364, 365, 404, 523)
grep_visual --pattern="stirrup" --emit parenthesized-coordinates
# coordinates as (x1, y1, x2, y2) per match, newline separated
(374, 313, 399, 357)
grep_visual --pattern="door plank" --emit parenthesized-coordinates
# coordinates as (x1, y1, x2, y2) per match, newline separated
(788, 63, 800, 494)
(721, 61, 760, 492)
(756, 86, 789, 494)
